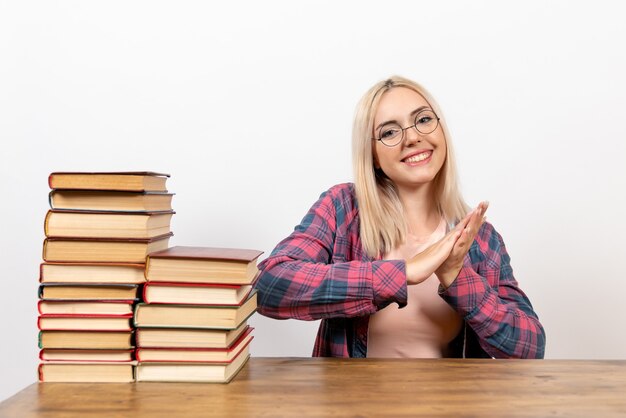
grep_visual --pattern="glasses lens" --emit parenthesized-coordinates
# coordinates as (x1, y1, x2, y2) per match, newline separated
(414, 110, 439, 134)
(378, 123, 403, 146)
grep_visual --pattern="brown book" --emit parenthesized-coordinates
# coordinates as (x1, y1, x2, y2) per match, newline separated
(135, 348, 250, 383)
(48, 171, 169, 192)
(146, 246, 263, 284)
(49, 190, 174, 212)
(38, 331, 134, 349)
(136, 327, 253, 363)
(38, 300, 134, 315)
(42, 233, 172, 263)
(38, 362, 135, 382)
(39, 284, 139, 300)
(40, 262, 146, 284)
(134, 291, 257, 330)
(40, 349, 134, 362)
(136, 323, 250, 349)
(38, 315, 133, 331)
(143, 282, 253, 305)
(44, 210, 174, 239)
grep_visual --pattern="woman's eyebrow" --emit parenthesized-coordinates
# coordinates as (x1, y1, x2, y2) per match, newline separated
(375, 106, 430, 131)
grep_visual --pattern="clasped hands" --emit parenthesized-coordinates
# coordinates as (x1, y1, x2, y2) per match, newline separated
(405, 202, 489, 289)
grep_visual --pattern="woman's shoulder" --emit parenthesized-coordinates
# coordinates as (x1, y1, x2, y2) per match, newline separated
(317, 182, 357, 206)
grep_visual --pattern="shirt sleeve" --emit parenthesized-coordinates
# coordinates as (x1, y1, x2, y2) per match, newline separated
(439, 223, 546, 359)
(255, 185, 408, 321)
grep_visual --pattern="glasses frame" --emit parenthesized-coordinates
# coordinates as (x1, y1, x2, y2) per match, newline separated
(372, 109, 441, 147)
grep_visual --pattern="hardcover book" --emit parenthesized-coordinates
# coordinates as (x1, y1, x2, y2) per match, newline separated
(42, 233, 172, 263)
(38, 362, 136, 382)
(48, 171, 169, 192)
(39, 283, 139, 300)
(38, 300, 134, 315)
(44, 210, 174, 239)
(136, 323, 250, 349)
(49, 190, 174, 212)
(39, 349, 134, 362)
(38, 314, 134, 331)
(142, 282, 253, 305)
(136, 327, 253, 363)
(136, 349, 250, 383)
(40, 262, 146, 284)
(134, 291, 257, 330)
(146, 246, 263, 284)
(38, 331, 134, 349)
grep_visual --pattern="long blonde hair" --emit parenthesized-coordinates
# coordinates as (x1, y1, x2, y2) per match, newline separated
(352, 76, 469, 258)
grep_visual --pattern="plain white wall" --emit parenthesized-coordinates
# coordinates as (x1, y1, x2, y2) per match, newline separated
(2, 0, 625, 401)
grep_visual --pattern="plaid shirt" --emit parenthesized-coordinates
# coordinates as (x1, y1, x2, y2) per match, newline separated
(256, 183, 545, 358)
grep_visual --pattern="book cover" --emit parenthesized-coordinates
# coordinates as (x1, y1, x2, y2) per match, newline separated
(48, 171, 169, 192)
(142, 282, 253, 305)
(135, 327, 253, 363)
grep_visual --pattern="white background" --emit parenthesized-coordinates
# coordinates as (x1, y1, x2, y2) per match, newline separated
(1, 0, 625, 402)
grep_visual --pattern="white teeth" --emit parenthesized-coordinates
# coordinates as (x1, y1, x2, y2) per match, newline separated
(404, 152, 431, 163)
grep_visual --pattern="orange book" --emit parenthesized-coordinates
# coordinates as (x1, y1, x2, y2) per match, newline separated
(40, 262, 146, 284)
(42, 233, 172, 263)
(44, 210, 174, 239)
(49, 190, 174, 212)
(146, 246, 263, 284)
(48, 171, 169, 192)
(143, 282, 253, 305)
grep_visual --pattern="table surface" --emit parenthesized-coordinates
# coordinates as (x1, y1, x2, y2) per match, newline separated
(1, 358, 626, 417)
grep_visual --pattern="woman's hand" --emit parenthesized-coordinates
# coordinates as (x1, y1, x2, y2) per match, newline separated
(405, 206, 479, 285)
(435, 201, 489, 288)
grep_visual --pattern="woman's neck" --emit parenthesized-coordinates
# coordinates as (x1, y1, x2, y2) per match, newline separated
(396, 183, 440, 239)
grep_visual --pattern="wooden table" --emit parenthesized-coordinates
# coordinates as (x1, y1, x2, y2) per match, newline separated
(1, 358, 625, 417)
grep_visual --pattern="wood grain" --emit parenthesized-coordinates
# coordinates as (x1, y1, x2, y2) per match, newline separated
(1, 358, 625, 417)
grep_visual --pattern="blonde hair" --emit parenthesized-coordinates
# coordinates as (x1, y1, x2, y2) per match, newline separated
(352, 76, 469, 258)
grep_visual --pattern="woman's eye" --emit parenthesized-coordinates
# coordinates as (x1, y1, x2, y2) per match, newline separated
(417, 116, 432, 125)
(381, 128, 399, 138)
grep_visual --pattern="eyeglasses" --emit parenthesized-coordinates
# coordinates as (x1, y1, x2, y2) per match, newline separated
(373, 109, 440, 147)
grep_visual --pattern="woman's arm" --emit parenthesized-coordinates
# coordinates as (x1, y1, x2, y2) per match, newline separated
(255, 185, 407, 321)
(439, 223, 546, 359)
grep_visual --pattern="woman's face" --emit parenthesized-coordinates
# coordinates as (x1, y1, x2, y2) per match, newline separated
(372, 87, 446, 190)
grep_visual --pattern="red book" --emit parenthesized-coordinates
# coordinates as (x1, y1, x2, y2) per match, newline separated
(136, 327, 254, 363)
(38, 314, 134, 331)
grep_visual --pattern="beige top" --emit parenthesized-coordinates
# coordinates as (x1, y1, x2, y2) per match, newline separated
(367, 218, 463, 358)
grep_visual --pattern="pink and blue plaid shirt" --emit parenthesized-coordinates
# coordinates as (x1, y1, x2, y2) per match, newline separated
(255, 183, 545, 358)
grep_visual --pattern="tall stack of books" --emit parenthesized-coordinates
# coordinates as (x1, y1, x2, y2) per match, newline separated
(38, 172, 174, 382)
(134, 246, 261, 383)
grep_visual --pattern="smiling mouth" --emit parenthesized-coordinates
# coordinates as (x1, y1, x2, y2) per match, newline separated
(402, 151, 432, 163)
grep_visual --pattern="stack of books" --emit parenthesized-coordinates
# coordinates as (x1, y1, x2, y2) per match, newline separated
(38, 172, 175, 382)
(134, 246, 261, 383)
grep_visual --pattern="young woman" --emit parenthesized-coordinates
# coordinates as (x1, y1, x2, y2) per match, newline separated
(255, 76, 545, 359)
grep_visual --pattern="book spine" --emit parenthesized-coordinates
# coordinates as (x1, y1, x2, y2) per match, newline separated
(38, 349, 44, 361)
(37, 300, 43, 315)
(42, 239, 48, 262)
(141, 285, 149, 303)
(44, 211, 51, 237)
(144, 256, 151, 282)
(48, 190, 55, 209)
(47, 173, 54, 189)
(38, 363, 44, 382)
(38, 331, 43, 349)
(39, 263, 45, 283)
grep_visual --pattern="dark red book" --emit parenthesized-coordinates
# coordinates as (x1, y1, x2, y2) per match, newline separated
(135, 327, 254, 363)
